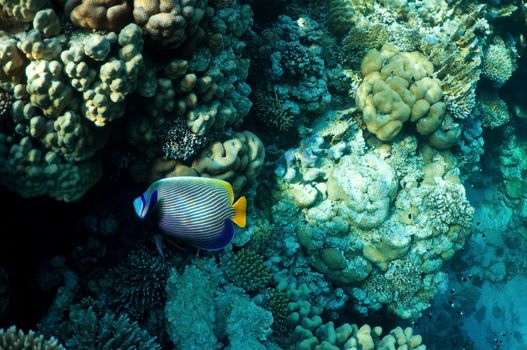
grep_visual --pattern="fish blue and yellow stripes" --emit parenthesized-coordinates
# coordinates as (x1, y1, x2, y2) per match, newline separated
(133, 176, 246, 253)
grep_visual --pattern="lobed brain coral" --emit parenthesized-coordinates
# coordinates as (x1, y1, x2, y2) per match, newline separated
(356, 44, 446, 143)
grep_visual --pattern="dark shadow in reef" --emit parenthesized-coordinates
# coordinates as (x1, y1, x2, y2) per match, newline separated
(0, 187, 81, 329)
(0, 160, 150, 330)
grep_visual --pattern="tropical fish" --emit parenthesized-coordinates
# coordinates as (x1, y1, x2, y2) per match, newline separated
(133, 176, 246, 254)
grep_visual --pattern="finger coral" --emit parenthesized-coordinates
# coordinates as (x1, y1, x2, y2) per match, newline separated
(65, 0, 133, 32)
(133, 0, 207, 48)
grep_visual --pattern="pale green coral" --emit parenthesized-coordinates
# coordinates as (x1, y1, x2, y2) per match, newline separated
(292, 323, 426, 350)
(0, 33, 26, 83)
(327, 152, 398, 229)
(0, 0, 49, 22)
(0, 135, 102, 201)
(25, 60, 72, 117)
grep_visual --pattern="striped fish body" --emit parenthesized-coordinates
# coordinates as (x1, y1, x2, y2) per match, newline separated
(140, 177, 246, 251)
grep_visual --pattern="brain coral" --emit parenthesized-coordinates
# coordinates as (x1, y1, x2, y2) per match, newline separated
(356, 44, 446, 142)
(191, 130, 265, 194)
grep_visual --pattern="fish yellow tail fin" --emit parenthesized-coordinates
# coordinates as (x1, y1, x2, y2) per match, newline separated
(232, 196, 247, 228)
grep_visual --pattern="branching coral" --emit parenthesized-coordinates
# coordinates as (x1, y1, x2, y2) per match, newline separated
(223, 248, 272, 292)
(0, 89, 13, 119)
(61, 306, 161, 350)
(0, 326, 65, 350)
(159, 117, 208, 161)
(481, 37, 517, 87)
(250, 15, 332, 130)
(106, 249, 170, 320)
(477, 89, 510, 129)
(253, 89, 295, 131)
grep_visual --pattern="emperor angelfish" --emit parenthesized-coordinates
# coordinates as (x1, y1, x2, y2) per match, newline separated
(133, 176, 246, 253)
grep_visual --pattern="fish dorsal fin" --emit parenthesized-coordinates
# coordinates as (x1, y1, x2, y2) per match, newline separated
(202, 177, 234, 203)
(232, 196, 246, 228)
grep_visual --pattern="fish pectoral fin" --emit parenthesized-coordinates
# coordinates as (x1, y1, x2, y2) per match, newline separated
(232, 196, 247, 228)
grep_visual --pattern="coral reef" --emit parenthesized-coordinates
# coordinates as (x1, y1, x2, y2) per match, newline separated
(356, 44, 446, 143)
(272, 109, 473, 319)
(0, 0, 261, 200)
(0, 326, 65, 350)
(249, 15, 334, 131)
(165, 258, 274, 349)
(223, 248, 272, 292)
(60, 304, 161, 350)
(2, 0, 527, 349)
(105, 249, 170, 320)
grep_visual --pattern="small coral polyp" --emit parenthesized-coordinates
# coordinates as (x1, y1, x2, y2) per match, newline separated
(356, 44, 446, 142)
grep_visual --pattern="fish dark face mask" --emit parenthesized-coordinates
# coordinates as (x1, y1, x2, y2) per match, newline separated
(133, 194, 147, 219)
(133, 190, 159, 220)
